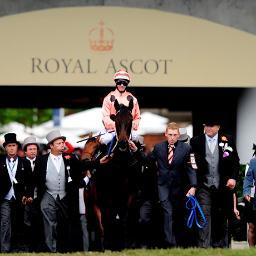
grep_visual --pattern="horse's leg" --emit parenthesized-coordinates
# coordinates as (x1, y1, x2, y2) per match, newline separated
(91, 184, 105, 252)
(93, 205, 104, 237)
(93, 205, 104, 251)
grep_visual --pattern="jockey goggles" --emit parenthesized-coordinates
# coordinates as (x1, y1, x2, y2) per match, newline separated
(115, 79, 129, 87)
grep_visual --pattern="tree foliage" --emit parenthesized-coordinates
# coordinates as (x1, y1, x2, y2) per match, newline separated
(0, 108, 52, 127)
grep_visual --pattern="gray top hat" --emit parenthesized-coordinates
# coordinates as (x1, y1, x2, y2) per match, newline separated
(178, 127, 190, 142)
(23, 136, 39, 150)
(46, 130, 66, 145)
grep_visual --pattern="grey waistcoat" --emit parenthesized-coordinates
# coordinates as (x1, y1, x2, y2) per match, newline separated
(45, 156, 66, 200)
(204, 142, 220, 189)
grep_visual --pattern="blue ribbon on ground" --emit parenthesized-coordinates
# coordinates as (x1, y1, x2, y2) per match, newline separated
(186, 195, 207, 229)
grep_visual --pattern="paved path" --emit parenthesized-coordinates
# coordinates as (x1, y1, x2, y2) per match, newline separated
(231, 240, 249, 249)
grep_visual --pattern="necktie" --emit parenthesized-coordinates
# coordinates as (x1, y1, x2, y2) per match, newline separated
(55, 157, 59, 167)
(209, 139, 215, 153)
(31, 160, 35, 171)
(55, 156, 61, 172)
(10, 158, 14, 165)
(168, 145, 174, 164)
(9, 158, 15, 172)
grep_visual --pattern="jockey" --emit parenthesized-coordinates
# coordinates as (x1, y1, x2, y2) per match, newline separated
(100, 69, 141, 150)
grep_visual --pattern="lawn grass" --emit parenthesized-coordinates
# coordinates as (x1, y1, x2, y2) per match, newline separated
(2, 248, 256, 256)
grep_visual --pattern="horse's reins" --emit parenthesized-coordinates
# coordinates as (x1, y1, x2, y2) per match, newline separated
(83, 144, 103, 161)
(107, 136, 118, 156)
(76, 131, 115, 143)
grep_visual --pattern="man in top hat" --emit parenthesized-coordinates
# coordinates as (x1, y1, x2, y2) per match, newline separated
(0, 133, 33, 252)
(33, 130, 83, 252)
(190, 118, 240, 248)
(178, 127, 190, 144)
(23, 136, 43, 252)
(23, 136, 39, 170)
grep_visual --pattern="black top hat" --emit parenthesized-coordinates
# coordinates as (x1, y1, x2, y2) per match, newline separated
(3, 133, 21, 148)
(203, 117, 221, 126)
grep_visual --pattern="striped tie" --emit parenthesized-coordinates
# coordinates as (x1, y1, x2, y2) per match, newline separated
(168, 144, 174, 164)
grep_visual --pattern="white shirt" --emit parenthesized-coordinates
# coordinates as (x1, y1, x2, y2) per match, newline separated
(5, 157, 18, 200)
(79, 188, 86, 214)
(26, 157, 36, 172)
(26, 157, 38, 198)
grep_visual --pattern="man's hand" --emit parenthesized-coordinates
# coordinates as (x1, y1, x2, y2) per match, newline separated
(186, 187, 196, 197)
(234, 208, 241, 220)
(26, 197, 33, 204)
(86, 170, 91, 178)
(226, 178, 236, 190)
(100, 155, 112, 164)
(244, 195, 251, 202)
(21, 196, 27, 205)
(128, 140, 138, 152)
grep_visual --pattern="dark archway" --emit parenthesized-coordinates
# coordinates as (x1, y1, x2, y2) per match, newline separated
(0, 86, 244, 137)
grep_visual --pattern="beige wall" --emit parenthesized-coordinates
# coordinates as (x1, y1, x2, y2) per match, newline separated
(1, 7, 256, 87)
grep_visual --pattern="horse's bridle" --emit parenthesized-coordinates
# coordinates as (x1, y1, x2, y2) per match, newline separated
(83, 148, 102, 161)
(82, 138, 102, 161)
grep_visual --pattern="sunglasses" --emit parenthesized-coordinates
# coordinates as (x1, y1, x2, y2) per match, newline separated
(115, 80, 129, 87)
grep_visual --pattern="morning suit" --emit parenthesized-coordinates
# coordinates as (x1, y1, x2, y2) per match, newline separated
(146, 140, 197, 247)
(34, 153, 81, 252)
(0, 155, 32, 252)
(190, 134, 240, 248)
(24, 156, 44, 252)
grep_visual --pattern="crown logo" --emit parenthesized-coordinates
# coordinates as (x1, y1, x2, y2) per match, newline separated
(89, 21, 114, 52)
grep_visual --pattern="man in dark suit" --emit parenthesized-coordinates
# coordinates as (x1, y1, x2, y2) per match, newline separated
(190, 118, 240, 248)
(23, 136, 43, 252)
(0, 133, 33, 252)
(130, 122, 197, 247)
(34, 130, 82, 252)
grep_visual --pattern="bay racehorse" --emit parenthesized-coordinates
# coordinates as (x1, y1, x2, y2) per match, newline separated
(81, 99, 142, 251)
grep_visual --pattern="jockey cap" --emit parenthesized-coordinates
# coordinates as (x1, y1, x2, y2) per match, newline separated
(113, 69, 130, 85)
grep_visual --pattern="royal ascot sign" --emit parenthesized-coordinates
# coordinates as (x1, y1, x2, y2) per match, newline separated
(31, 57, 172, 75)
(0, 7, 256, 87)
(30, 18, 172, 79)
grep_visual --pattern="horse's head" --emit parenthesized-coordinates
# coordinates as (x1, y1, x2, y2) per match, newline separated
(81, 134, 101, 161)
(113, 99, 133, 152)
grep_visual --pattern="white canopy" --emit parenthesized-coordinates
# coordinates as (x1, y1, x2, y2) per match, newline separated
(138, 112, 168, 135)
(32, 108, 103, 137)
(1, 112, 192, 148)
(0, 122, 34, 145)
(31, 108, 170, 147)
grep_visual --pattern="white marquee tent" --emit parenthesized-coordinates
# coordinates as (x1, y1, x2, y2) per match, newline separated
(0, 122, 34, 146)
(31, 108, 170, 147)
(1, 110, 192, 148)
